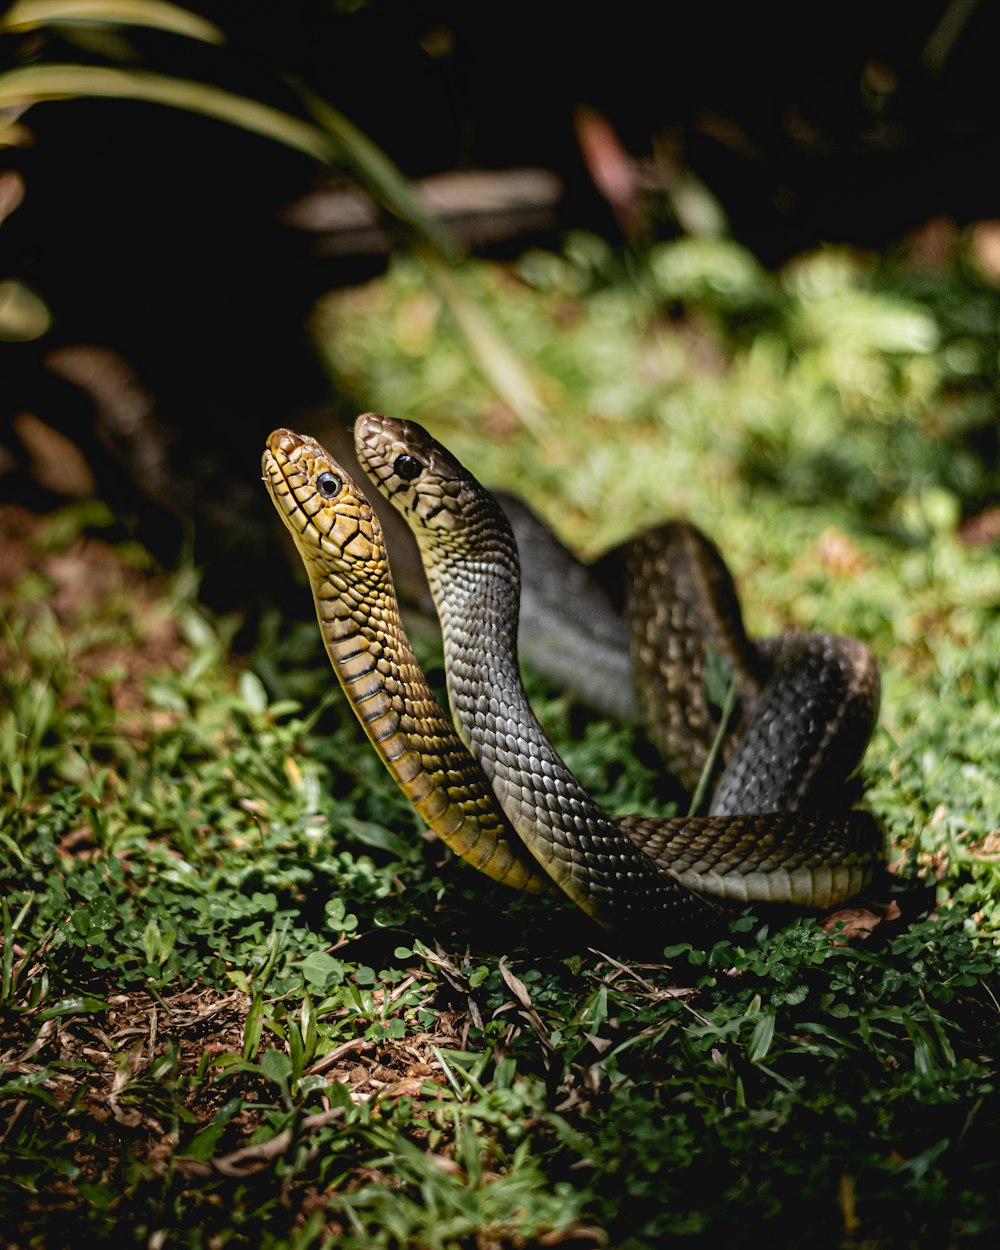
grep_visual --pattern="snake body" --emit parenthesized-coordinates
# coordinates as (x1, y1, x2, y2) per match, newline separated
(621, 523, 881, 814)
(352, 413, 884, 931)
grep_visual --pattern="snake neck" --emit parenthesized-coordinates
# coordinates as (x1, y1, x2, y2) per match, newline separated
(425, 531, 564, 789)
(305, 559, 551, 894)
(309, 561, 439, 790)
(417, 511, 719, 930)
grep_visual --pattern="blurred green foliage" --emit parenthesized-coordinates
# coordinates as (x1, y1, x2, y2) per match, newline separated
(319, 232, 1000, 553)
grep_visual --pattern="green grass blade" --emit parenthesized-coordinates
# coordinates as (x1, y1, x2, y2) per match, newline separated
(300, 86, 551, 433)
(687, 659, 737, 816)
(419, 253, 552, 435)
(242, 992, 264, 1061)
(1, 898, 14, 1002)
(0, 64, 332, 163)
(298, 84, 456, 261)
(0, 0, 225, 42)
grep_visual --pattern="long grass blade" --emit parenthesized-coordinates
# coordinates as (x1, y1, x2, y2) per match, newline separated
(1, 898, 14, 1001)
(300, 87, 551, 433)
(0, 64, 332, 163)
(0, 0, 224, 43)
(418, 251, 551, 435)
(298, 84, 456, 260)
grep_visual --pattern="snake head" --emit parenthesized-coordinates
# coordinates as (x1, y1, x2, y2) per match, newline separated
(353, 411, 515, 557)
(262, 428, 385, 580)
(354, 412, 489, 532)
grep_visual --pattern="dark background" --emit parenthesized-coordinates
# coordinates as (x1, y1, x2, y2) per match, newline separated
(1, 0, 996, 600)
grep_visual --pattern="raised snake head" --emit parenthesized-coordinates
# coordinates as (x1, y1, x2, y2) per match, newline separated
(262, 428, 387, 587)
(354, 411, 520, 572)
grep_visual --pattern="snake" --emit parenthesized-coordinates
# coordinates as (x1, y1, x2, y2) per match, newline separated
(262, 423, 883, 937)
(351, 413, 884, 932)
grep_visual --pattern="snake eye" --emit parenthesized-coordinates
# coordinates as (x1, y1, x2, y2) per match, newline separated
(316, 471, 342, 499)
(393, 454, 423, 482)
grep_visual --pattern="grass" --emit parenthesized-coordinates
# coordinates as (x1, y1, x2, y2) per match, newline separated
(2, 230, 1000, 1247)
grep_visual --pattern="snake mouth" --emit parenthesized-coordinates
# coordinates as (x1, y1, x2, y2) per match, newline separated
(262, 428, 300, 487)
(267, 427, 303, 455)
(261, 428, 320, 542)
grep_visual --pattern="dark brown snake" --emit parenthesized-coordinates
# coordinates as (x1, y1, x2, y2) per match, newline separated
(262, 422, 884, 937)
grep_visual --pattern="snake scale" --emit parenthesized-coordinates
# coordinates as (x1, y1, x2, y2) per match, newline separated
(263, 421, 884, 937)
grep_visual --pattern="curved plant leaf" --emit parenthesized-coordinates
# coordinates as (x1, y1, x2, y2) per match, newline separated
(0, 0, 224, 43)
